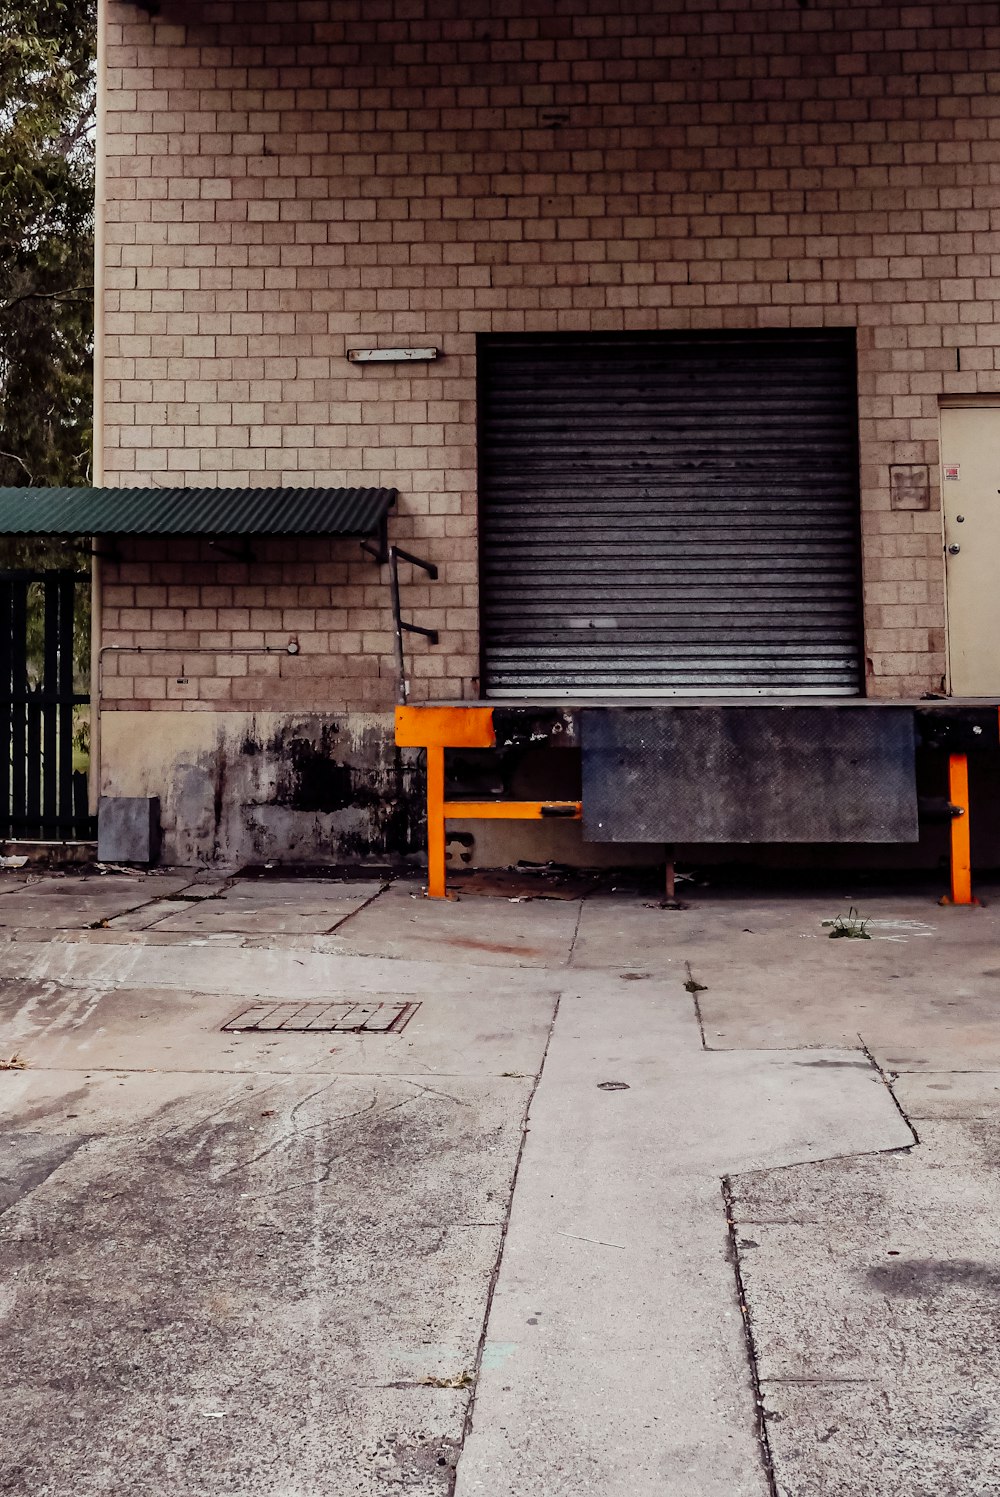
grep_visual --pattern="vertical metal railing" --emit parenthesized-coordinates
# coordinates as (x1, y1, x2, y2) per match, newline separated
(0, 571, 93, 840)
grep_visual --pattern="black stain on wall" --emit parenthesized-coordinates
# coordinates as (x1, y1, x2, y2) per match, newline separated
(163, 717, 424, 866)
(261, 720, 422, 860)
(280, 737, 360, 813)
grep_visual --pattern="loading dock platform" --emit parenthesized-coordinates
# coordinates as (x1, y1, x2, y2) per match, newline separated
(396, 701, 1000, 906)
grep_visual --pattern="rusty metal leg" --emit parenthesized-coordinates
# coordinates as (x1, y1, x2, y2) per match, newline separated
(665, 845, 676, 903)
(948, 752, 973, 906)
(426, 745, 447, 899)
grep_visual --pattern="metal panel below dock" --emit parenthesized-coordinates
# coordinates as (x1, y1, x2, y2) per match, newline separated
(581, 706, 919, 843)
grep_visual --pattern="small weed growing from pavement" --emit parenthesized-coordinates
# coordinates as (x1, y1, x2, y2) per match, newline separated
(420, 1371, 474, 1389)
(824, 908, 871, 940)
(684, 961, 708, 993)
(0, 1053, 27, 1070)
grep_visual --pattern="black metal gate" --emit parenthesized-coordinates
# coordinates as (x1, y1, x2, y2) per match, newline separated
(0, 571, 93, 840)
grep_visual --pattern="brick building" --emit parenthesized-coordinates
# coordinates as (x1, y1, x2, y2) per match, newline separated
(25, 0, 1000, 867)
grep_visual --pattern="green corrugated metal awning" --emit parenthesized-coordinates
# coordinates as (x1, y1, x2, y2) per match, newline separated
(0, 485, 396, 537)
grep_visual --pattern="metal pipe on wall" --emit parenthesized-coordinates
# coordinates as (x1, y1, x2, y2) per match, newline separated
(96, 643, 303, 695)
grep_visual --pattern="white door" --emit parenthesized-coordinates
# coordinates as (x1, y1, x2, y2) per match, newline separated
(941, 404, 1000, 696)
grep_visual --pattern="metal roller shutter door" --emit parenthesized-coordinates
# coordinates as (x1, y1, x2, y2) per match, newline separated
(478, 330, 863, 698)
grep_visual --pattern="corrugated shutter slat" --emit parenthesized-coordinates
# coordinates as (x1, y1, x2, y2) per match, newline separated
(479, 331, 862, 698)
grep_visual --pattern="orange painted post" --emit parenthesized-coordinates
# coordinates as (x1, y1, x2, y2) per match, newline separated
(394, 707, 497, 899)
(948, 752, 972, 906)
(441, 800, 582, 820)
(395, 705, 495, 749)
(426, 744, 447, 899)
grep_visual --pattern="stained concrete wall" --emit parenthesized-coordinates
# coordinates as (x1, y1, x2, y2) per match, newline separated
(100, 710, 422, 866)
(99, 707, 1000, 876)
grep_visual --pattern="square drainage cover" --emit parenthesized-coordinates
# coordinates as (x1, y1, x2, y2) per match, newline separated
(222, 1000, 419, 1034)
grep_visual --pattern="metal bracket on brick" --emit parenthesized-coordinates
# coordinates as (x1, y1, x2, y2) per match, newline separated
(221, 1001, 419, 1034)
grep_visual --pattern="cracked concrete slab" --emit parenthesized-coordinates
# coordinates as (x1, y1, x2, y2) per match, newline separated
(892, 1070, 1000, 1119)
(3, 879, 998, 1496)
(105, 879, 386, 935)
(569, 893, 708, 970)
(0, 931, 554, 1005)
(137, 898, 377, 936)
(0, 874, 199, 929)
(689, 893, 1000, 1066)
(0, 970, 558, 1081)
(0, 1070, 528, 1497)
(729, 1120, 1000, 1496)
(455, 984, 911, 1497)
(336, 881, 582, 967)
(591, 885, 1000, 1497)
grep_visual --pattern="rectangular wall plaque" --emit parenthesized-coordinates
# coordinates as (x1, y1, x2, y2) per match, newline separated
(890, 463, 931, 510)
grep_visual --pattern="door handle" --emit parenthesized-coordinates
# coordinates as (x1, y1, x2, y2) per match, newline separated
(948, 544, 961, 554)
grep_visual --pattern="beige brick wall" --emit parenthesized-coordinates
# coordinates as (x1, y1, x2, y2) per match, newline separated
(100, 0, 1000, 707)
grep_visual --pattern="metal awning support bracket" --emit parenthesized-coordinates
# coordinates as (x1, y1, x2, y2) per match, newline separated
(90, 536, 122, 564)
(388, 544, 440, 704)
(206, 536, 256, 563)
(360, 513, 390, 565)
(392, 545, 438, 581)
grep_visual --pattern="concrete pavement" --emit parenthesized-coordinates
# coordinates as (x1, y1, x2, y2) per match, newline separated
(0, 870, 998, 1493)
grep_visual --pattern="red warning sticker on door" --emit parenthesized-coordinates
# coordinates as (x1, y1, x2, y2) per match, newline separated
(944, 463, 960, 480)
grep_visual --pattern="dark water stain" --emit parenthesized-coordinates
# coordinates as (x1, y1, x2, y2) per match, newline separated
(796, 1059, 872, 1070)
(0, 1130, 90, 1216)
(175, 719, 425, 864)
(439, 936, 545, 958)
(212, 743, 227, 859)
(868, 1258, 1000, 1298)
(259, 723, 422, 857)
(289, 741, 358, 813)
(273, 729, 366, 814)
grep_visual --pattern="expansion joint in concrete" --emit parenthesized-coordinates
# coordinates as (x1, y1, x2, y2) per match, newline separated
(683, 960, 709, 1048)
(449, 992, 562, 1494)
(857, 1032, 921, 1146)
(721, 1174, 779, 1497)
(83, 875, 204, 931)
(322, 878, 392, 933)
(565, 900, 585, 965)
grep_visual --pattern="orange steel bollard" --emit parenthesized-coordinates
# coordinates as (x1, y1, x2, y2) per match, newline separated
(425, 744, 447, 900)
(946, 752, 973, 906)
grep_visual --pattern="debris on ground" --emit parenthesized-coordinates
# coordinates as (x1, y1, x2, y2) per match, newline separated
(448, 865, 603, 901)
(419, 1371, 475, 1389)
(824, 908, 872, 940)
(0, 1053, 28, 1070)
(684, 962, 707, 994)
(0, 855, 28, 869)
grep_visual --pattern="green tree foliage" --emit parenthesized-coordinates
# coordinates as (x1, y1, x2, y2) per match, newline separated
(0, 5, 96, 762)
(0, 0, 95, 490)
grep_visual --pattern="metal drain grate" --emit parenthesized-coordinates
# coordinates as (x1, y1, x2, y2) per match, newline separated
(222, 1001, 419, 1034)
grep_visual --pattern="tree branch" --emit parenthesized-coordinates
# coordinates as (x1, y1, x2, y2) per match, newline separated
(0, 450, 36, 483)
(59, 97, 98, 156)
(0, 284, 93, 313)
